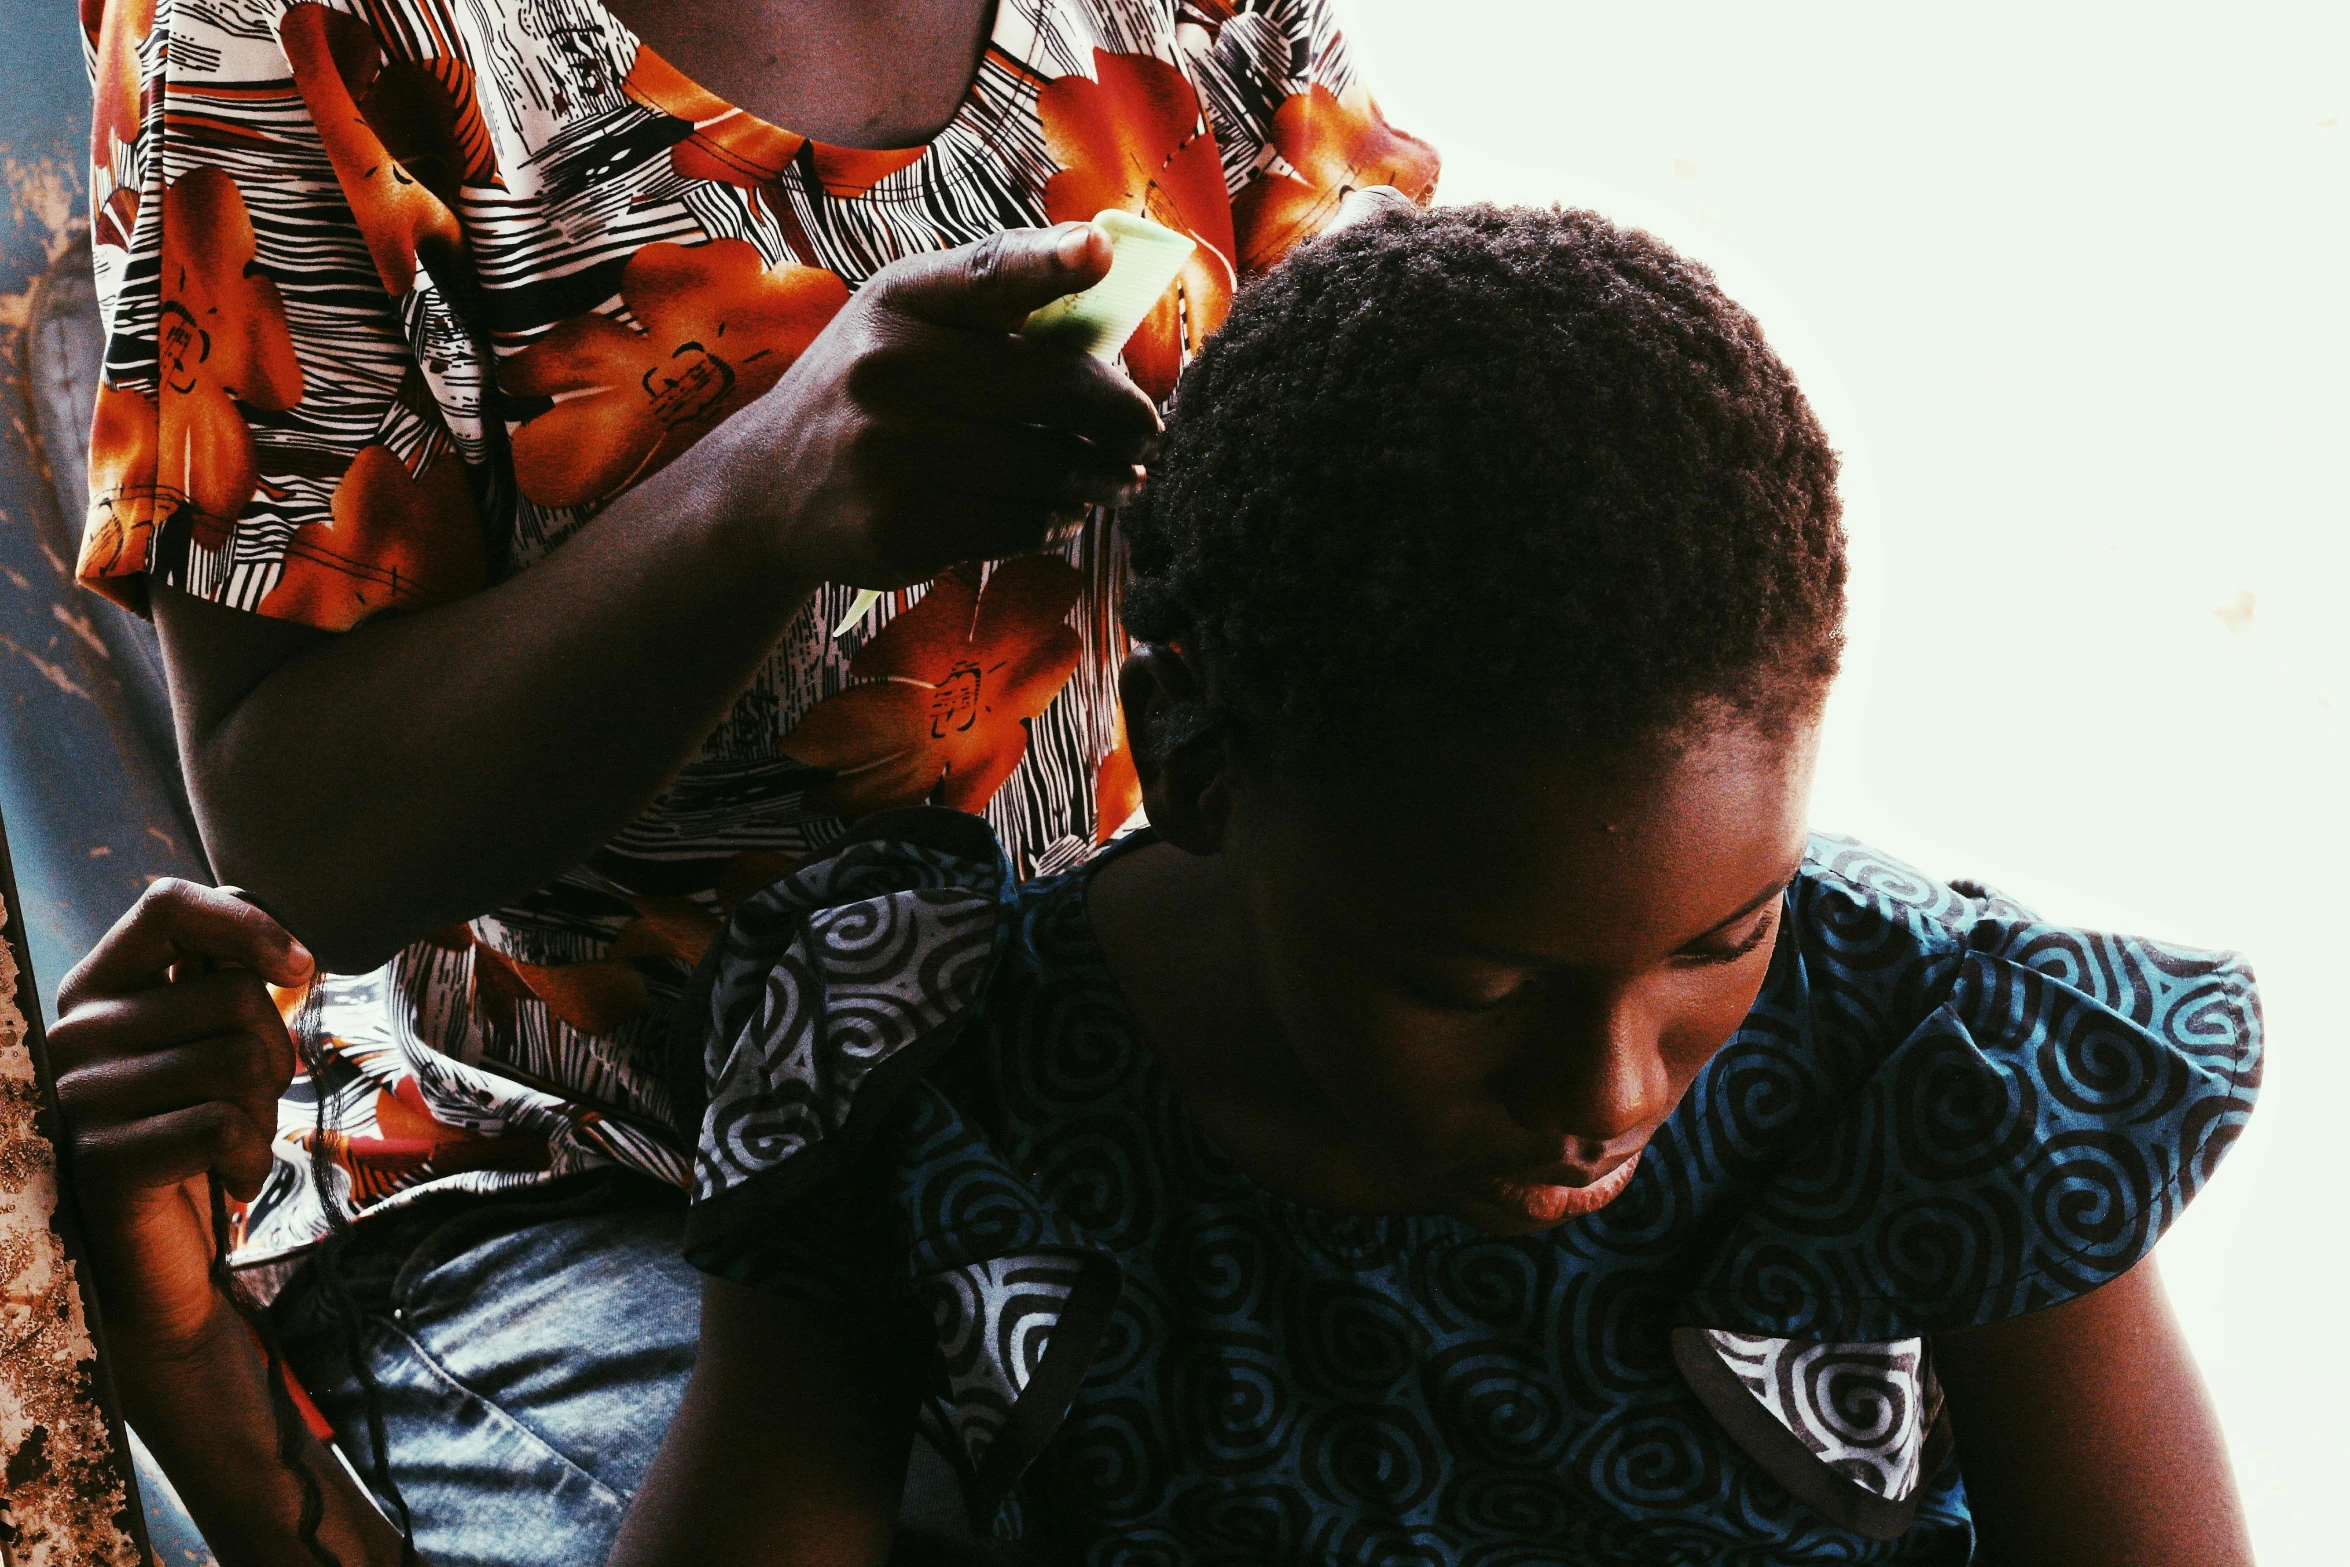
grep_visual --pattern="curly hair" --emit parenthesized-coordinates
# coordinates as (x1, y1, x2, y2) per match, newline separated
(1121, 203, 1846, 767)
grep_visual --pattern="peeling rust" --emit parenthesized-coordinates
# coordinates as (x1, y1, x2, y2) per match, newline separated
(0, 892, 143, 1565)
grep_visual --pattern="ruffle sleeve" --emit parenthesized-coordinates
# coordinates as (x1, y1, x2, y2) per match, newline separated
(1672, 835, 2261, 1539)
(678, 807, 1013, 1233)
(675, 808, 1120, 1532)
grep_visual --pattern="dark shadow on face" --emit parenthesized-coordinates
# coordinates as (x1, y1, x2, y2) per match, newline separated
(1097, 650, 1821, 1237)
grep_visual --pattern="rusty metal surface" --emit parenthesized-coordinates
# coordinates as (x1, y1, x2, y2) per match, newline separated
(0, 849, 145, 1564)
(0, 8, 208, 1026)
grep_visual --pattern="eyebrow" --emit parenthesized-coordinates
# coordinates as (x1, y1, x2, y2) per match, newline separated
(1683, 871, 1798, 945)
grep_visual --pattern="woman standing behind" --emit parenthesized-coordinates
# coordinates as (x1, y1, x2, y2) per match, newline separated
(73, 0, 1435, 1557)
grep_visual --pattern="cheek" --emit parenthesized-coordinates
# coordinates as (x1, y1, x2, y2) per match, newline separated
(1655, 964, 1778, 1088)
(1247, 902, 1492, 1145)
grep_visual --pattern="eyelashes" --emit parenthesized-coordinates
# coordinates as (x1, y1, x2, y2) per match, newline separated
(1390, 901, 1785, 1011)
(1393, 973, 1526, 1014)
(1678, 906, 1779, 967)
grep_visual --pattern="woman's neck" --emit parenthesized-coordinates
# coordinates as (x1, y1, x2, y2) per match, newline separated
(602, 0, 996, 149)
(1085, 840, 1413, 1214)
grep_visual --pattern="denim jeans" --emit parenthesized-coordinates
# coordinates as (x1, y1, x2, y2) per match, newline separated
(257, 1169, 989, 1567)
(269, 1170, 701, 1567)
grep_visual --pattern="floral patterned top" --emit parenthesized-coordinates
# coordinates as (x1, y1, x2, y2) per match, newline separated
(75, 0, 1437, 1262)
(679, 812, 2262, 1564)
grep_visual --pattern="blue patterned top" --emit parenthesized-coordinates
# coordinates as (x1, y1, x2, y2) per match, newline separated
(677, 810, 2259, 1565)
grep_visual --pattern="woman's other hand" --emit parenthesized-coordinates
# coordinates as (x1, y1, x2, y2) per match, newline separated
(730, 222, 1164, 589)
(52, 879, 312, 1369)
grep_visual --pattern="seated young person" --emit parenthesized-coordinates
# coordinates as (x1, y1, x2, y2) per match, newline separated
(620, 206, 2262, 1565)
(56, 205, 2258, 1567)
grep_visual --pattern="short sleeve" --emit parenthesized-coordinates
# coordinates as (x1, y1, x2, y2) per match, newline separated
(677, 811, 1121, 1525)
(1683, 836, 2263, 1344)
(1180, 0, 1441, 276)
(1663, 838, 2259, 1537)
(79, 0, 491, 631)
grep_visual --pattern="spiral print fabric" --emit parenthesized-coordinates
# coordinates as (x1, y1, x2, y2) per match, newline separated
(925, 1252, 1084, 1471)
(1710, 1334, 1931, 1498)
(684, 822, 2260, 1563)
(685, 810, 1011, 1217)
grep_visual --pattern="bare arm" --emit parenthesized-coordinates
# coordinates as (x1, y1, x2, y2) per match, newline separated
(55, 882, 412, 1566)
(1932, 1254, 2251, 1567)
(606, 1276, 915, 1567)
(168, 226, 1157, 971)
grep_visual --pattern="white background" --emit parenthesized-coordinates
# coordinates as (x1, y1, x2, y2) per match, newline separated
(1337, 2, 2347, 1559)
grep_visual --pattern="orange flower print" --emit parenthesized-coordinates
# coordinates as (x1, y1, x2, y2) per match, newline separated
(716, 849, 803, 914)
(502, 240, 849, 509)
(1231, 83, 1440, 274)
(298, 1075, 548, 1203)
(353, 55, 502, 209)
(623, 46, 926, 207)
(79, 167, 304, 606)
(1039, 50, 1240, 402)
(280, 3, 491, 297)
(782, 557, 1085, 818)
(86, 0, 152, 223)
(259, 444, 487, 630)
(1094, 707, 1141, 845)
(453, 894, 722, 1039)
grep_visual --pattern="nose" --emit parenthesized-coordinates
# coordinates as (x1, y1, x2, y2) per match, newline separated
(1497, 983, 1675, 1154)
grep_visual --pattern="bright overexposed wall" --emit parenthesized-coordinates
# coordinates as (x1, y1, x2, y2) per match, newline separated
(1334, 1, 2348, 1559)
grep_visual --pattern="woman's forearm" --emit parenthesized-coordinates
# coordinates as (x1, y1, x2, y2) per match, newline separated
(159, 231, 1150, 972)
(169, 429, 816, 971)
(124, 1306, 414, 1567)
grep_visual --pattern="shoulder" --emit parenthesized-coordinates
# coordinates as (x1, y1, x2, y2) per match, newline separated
(1788, 833, 2260, 1086)
(1689, 834, 2262, 1340)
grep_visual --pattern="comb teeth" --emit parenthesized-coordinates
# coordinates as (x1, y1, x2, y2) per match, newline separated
(1021, 209, 1199, 360)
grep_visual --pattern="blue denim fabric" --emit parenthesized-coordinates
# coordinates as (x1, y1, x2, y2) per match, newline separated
(262, 1170, 992, 1566)
(271, 1172, 699, 1567)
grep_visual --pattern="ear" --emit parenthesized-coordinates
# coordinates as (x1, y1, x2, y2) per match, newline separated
(1118, 645, 1232, 856)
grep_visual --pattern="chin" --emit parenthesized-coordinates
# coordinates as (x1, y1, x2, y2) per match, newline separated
(1452, 1199, 1579, 1238)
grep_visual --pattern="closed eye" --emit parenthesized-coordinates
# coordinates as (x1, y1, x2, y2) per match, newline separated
(1391, 968, 1537, 1014)
(1675, 904, 1780, 967)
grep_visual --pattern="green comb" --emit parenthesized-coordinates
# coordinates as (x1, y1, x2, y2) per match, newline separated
(834, 211, 1196, 640)
(1020, 208, 1199, 358)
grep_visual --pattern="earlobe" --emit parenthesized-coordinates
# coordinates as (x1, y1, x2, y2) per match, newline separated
(1117, 645, 1228, 856)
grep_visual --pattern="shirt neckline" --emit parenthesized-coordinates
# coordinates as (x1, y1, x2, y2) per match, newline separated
(604, 0, 1022, 166)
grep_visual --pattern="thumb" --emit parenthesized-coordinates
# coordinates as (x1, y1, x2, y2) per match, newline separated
(869, 223, 1113, 333)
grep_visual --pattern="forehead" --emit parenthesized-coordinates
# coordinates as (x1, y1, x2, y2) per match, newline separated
(1243, 720, 1819, 965)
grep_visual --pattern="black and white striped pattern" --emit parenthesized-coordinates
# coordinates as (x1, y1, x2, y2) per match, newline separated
(86, 0, 1381, 1263)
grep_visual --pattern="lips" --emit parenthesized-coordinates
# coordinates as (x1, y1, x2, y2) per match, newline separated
(1484, 1151, 1644, 1227)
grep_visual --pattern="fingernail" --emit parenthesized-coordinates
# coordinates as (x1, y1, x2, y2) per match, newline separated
(1055, 223, 1096, 268)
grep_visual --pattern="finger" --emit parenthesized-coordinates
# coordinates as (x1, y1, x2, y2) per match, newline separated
(871, 418, 1142, 510)
(60, 1028, 292, 1145)
(866, 224, 1113, 334)
(60, 879, 314, 1009)
(850, 332, 1162, 458)
(881, 492, 1084, 570)
(51, 967, 295, 1071)
(76, 1101, 276, 1204)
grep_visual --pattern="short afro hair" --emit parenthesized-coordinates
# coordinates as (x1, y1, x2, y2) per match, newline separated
(1121, 203, 1846, 767)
